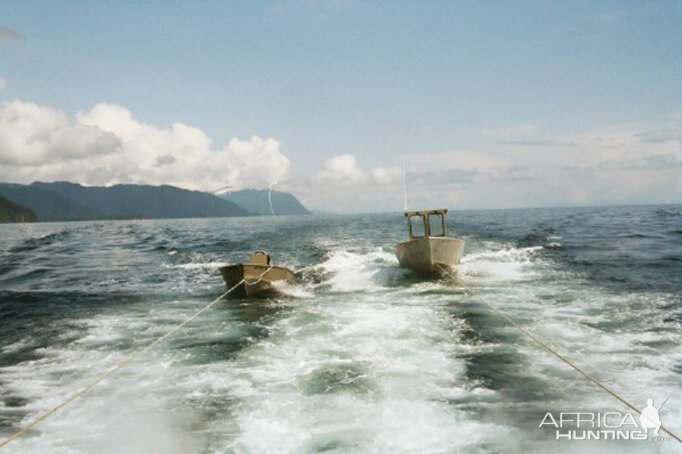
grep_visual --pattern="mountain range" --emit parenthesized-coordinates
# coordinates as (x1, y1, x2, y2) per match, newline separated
(220, 189, 310, 216)
(0, 182, 310, 222)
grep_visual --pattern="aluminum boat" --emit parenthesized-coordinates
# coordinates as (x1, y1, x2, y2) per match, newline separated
(219, 250, 295, 297)
(394, 209, 465, 276)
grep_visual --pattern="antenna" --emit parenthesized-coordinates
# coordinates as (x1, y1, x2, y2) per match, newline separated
(402, 157, 408, 212)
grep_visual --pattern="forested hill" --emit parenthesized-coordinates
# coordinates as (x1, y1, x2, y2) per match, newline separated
(0, 195, 37, 223)
(220, 189, 310, 216)
(0, 182, 253, 221)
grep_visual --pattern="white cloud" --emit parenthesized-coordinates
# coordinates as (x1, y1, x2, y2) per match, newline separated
(370, 166, 402, 185)
(297, 154, 402, 211)
(0, 78, 6, 91)
(1, 98, 680, 212)
(476, 121, 682, 169)
(299, 119, 682, 212)
(315, 154, 365, 182)
(0, 100, 290, 191)
(397, 121, 682, 209)
(315, 153, 401, 185)
(0, 99, 120, 166)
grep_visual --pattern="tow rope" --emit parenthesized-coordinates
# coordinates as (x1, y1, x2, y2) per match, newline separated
(466, 288, 681, 443)
(0, 265, 275, 449)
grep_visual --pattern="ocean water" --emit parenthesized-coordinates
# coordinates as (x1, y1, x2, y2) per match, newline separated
(0, 205, 680, 453)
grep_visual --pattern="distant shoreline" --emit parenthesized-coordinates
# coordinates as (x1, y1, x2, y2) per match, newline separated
(1, 202, 679, 225)
(0, 181, 310, 223)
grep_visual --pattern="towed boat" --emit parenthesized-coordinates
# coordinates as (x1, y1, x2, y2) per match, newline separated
(219, 250, 295, 298)
(394, 209, 465, 276)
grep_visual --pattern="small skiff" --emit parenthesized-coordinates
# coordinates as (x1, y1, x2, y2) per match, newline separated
(219, 250, 295, 298)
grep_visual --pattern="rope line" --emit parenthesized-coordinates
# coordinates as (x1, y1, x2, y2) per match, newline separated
(466, 289, 681, 443)
(2, 266, 678, 447)
(244, 264, 275, 286)
(0, 265, 276, 449)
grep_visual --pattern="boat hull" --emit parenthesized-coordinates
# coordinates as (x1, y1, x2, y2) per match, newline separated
(219, 264, 295, 298)
(394, 236, 465, 275)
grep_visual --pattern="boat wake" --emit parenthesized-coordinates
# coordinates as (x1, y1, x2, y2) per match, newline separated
(1, 208, 680, 452)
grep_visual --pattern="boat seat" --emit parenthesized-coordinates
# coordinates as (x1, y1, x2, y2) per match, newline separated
(249, 250, 271, 265)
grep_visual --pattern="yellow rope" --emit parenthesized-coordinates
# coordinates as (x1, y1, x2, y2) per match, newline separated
(244, 264, 275, 286)
(466, 289, 681, 444)
(0, 265, 276, 449)
(4, 267, 677, 447)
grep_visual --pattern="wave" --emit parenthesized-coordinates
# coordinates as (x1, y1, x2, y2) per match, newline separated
(459, 245, 544, 282)
(2, 208, 681, 452)
(307, 247, 400, 293)
(270, 281, 316, 299)
(654, 208, 681, 218)
(616, 232, 666, 239)
(163, 261, 228, 270)
(8, 229, 72, 254)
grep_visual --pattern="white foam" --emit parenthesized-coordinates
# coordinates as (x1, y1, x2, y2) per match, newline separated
(3, 233, 681, 452)
(314, 248, 397, 292)
(0, 302, 214, 453)
(271, 281, 315, 299)
(459, 244, 543, 282)
(162, 261, 227, 270)
(214, 288, 507, 452)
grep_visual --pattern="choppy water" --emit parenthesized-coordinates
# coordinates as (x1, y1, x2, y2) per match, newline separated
(0, 205, 680, 453)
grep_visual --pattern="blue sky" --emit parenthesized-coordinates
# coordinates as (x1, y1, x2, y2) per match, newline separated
(1, 1, 681, 211)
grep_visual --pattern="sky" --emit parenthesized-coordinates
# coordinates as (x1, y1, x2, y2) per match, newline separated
(0, 0, 681, 212)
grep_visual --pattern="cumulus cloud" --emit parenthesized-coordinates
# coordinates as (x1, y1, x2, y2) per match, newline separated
(0, 100, 290, 191)
(1, 97, 679, 212)
(394, 122, 682, 210)
(291, 153, 403, 211)
(296, 119, 682, 212)
(0, 100, 120, 166)
(315, 154, 365, 182)
(315, 153, 400, 184)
